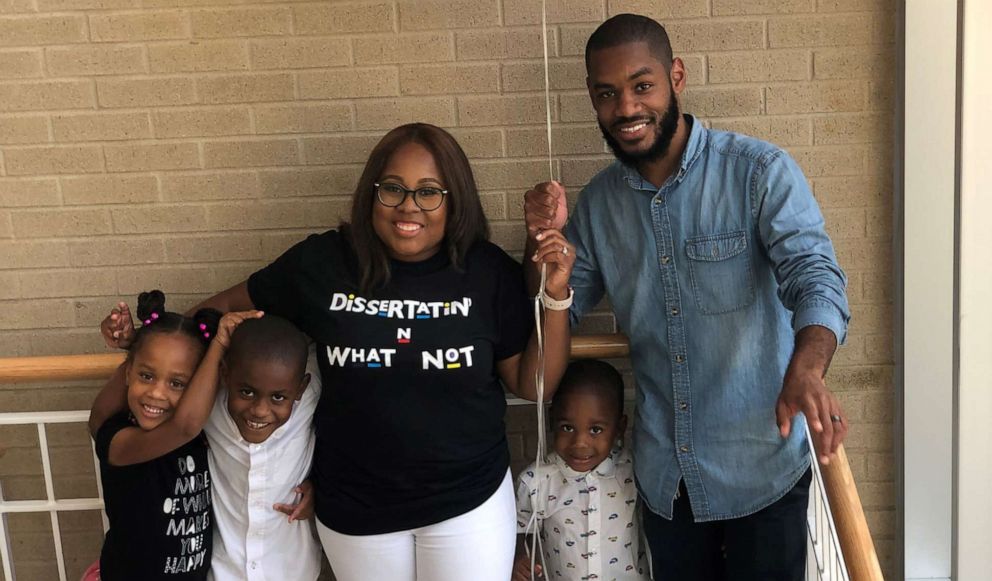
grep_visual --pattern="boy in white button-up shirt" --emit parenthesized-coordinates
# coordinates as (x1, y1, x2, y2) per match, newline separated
(513, 360, 651, 581)
(205, 316, 323, 581)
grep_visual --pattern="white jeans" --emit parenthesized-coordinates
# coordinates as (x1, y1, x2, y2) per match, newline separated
(316, 470, 516, 581)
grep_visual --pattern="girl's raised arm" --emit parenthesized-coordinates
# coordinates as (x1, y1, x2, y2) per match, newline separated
(106, 310, 262, 467)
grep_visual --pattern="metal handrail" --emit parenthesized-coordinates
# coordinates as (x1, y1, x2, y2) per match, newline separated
(0, 334, 883, 581)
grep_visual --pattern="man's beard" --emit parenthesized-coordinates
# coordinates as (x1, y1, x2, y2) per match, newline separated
(599, 85, 681, 169)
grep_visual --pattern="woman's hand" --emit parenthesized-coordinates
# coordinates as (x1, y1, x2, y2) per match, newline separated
(273, 480, 314, 522)
(512, 552, 543, 580)
(213, 310, 264, 349)
(100, 302, 136, 349)
(530, 228, 575, 300)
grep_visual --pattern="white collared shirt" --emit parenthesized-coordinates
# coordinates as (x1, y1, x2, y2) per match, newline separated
(516, 448, 651, 581)
(205, 352, 322, 581)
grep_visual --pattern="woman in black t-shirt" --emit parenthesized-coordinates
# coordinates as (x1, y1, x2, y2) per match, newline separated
(101, 123, 575, 581)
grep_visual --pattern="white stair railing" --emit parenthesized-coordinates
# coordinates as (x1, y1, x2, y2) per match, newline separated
(805, 423, 851, 581)
(0, 411, 106, 581)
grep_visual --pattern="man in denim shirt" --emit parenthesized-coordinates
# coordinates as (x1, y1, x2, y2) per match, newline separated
(523, 14, 850, 581)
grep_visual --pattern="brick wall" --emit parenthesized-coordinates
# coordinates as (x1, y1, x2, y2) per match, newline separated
(0, 0, 896, 579)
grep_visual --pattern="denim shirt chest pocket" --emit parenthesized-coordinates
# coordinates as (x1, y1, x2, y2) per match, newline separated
(684, 230, 755, 314)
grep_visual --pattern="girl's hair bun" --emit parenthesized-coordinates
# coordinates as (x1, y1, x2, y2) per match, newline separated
(192, 308, 223, 343)
(136, 290, 167, 323)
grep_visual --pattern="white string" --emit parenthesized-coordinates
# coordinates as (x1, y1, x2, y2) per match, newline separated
(522, 1, 555, 579)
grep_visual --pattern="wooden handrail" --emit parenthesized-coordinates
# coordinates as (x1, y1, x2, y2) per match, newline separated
(0, 333, 881, 580)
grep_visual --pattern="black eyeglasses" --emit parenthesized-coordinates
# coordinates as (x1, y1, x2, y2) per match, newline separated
(374, 182, 447, 211)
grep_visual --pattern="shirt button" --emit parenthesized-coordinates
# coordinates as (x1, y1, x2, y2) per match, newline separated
(675, 354, 685, 363)
(250, 562, 257, 570)
(679, 402, 688, 411)
(680, 446, 689, 453)
(660, 255, 671, 264)
(670, 308, 679, 316)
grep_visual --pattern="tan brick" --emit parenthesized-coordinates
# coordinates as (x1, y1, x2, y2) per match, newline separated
(766, 82, 867, 114)
(4, 145, 103, 176)
(203, 138, 299, 169)
(354, 97, 455, 130)
(11, 208, 112, 238)
(866, 206, 891, 240)
(709, 116, 812, 146)
(813, 113, 890, 145)
(165, 233, 263, 263)
(682, 87, 764, 117)
(254, 103, 352, 135)
(0, 15, 87, 47)
(560, 92, 594, 123)
(458, 94, 550, 127)
(490, 222, 527, 252)
(0, 0, 35, 12)
(152, 107, 251, 139)
(148, 40, 249, 73)
(161, 170, 258, 201)
(821, 207, 867, 239)
(813, 176, 888, 207)
(446, 128, 503, 159)
(708, 50, 810, 84)
(501, 59, 586, 92)
(198, 72, 294, 104)
(298, 67, 399, 99)
(668, 21, 765, 52)
(61, 174, 159, 205)
(817, 0, 894, 12)
(0, 298, 75, 330)
(474, 160, 551, 190)
(504, 0, 604, 25)
(559, 25, 597, 57)
(52, 112, 151, 142)
(69, 237, 164, 267)
(0, 178, 60, 207)
(398, 63, 497, 96)
(96, 77, 197, 108)
(478, 191, 506, 220)
(0, 240, 69, 268)
(0, 271, 19, 299)
(191, 7, 291, 38)
(293, 1, 394, 35)
(769, 14, 875, 48)
(104, 143, 199, 172)
(712, 0, 813, 15)
(355, 32, 453, 65)
(18, 269, 117, 298)
(398, 0, 498, 30)
(89, 11, 188, 42)
(0, 50, 43, 79)
(0, 115, 49, 144)
(0, 209, 10, 237)
(506, 125, 604, 157)
(0, 80, 95, 112)
(205, 199, 349, 230)
(46, 45, 145, 76)
(302, 135, 381, 165)
(561, 157, 612, 188)
(116, 264, 221, 295)
(259, 167, 360, 197)
(112, 204, 207, 234)
(36, 0, 135, 10)
(788, 146, 865, 177)
(607, 0, 709, 19)
(250, 37, 350, 70)
(456, 28, 556, 60)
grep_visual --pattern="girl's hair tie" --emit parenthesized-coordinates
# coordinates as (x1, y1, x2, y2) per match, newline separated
(199, 323, 207, 331)
(203, 332, 211, 339)
(143, 312, 160, 326)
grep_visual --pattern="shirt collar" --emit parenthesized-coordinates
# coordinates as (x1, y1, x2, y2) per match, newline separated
(621, 113, 706, 191)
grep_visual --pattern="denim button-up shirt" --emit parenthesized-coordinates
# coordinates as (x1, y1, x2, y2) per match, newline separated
(564, 115, 849, 521)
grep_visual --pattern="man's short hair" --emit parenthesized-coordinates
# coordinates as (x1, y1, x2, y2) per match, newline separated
(552, 359, 625, 419)
(585, 13, 674, 72)
(226, 315, 308, 377)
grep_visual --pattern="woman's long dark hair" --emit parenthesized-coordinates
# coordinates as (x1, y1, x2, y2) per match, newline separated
(343, 123, 490, 294)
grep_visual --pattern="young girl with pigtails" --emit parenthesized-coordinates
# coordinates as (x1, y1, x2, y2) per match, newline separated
(84, 290, 261, 581)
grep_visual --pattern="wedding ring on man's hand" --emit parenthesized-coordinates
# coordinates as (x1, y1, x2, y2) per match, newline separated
(562, 245, 568, 256)
(830, 414, 842, 423)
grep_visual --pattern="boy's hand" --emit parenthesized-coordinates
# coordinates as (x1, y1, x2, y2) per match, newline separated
(213, 310, 263, 349)
(101, 302, 135, 349)
(273, 480, 314, 522)
(512, 552, 543, 580)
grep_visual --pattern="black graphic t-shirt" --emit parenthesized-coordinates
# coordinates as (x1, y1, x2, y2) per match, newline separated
(96, 412, 212, 581)
(247, 230, 532, 534)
